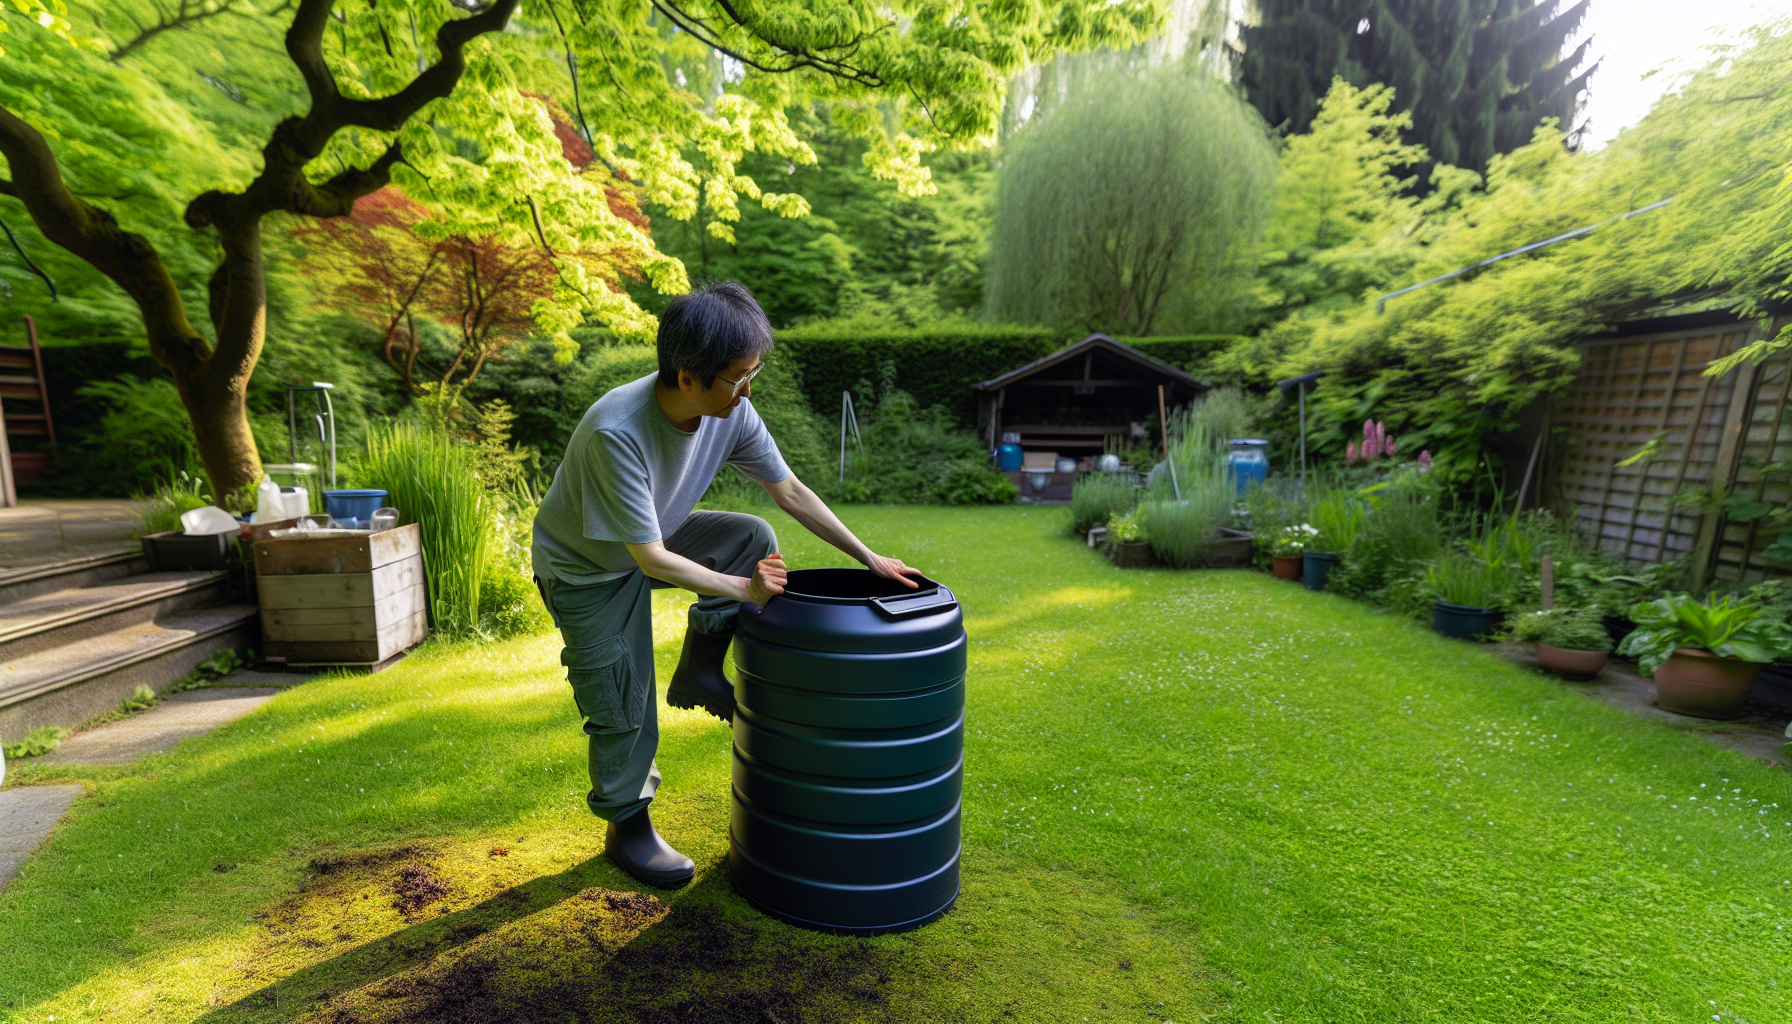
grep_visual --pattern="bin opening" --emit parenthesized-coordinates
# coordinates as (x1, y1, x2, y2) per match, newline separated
(782, 568, 943, 602)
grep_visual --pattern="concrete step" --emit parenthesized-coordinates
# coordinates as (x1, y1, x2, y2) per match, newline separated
(0, 603, 258, 743)
(0, 548, 146, 606)
(0, 571, 228, 662)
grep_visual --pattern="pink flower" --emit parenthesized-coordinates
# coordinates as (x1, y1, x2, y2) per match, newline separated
(1385, 435, 1398, 455)
(1346, 441, 1358, 464)
(1418, 450, 1433, 472)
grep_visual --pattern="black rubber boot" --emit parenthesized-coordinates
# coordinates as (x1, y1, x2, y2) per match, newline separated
(605, 806, 694, 889)
(665, 608, 736, 722)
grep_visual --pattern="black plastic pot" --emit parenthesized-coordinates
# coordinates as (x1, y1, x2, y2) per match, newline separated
(1602, 614, 1636, 651)
(141, 530, 234, 571)
(1302, 551, 1340, 591)
(1433, 601, 1504, 640)
(731, 568, 965, 935)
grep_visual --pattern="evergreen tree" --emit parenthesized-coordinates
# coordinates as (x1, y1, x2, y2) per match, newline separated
(1240, 0, 1594, 173)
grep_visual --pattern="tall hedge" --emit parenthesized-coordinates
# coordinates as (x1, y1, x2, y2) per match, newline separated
(774, 326, 1067, 428)
(1118, 335, 1244, 376)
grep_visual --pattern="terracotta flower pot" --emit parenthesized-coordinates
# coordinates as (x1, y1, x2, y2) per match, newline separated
(1653, 647, 1764, 720)
(1535, 643, 1609, 680)
(1271, 555, 1303, 580)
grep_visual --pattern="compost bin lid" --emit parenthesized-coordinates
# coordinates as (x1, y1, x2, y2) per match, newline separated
(741, 568, 963, 654)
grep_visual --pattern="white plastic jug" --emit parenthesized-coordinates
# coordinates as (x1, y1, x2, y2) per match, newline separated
(281, 485, 310, 519)
(255, 476, 284, 523)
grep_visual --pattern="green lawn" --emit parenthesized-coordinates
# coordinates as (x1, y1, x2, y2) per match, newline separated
(3, 505, 1790, 1023)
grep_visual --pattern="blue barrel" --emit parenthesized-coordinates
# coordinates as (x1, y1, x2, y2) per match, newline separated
(1227, 439, 1269, 493)
(997, 444, 1023, 472)
(731, 568, 965, 935)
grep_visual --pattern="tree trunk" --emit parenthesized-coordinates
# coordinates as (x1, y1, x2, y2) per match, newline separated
(181, 380, 262, 503)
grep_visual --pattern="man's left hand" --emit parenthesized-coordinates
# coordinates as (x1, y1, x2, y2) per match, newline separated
(866, 553, 922, 589)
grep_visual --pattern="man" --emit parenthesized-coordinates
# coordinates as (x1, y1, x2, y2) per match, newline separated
(532, 280, 919, 889)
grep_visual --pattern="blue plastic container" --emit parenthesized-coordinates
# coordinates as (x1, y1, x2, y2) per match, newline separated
(1227, 439, 1269, 493)
(997, 444, 1024, 472)
(325, 489, 388, 526)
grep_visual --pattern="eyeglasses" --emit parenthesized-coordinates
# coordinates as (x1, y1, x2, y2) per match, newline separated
(716, 363, 763, 397)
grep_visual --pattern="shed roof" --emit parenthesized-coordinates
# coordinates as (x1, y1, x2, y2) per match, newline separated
(970, 333, 1206, 392)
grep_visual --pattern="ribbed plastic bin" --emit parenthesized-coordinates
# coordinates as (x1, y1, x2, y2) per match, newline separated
(730, 568, 965, 935)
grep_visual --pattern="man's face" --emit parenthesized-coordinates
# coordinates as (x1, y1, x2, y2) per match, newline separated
(682, 353, 761, 419)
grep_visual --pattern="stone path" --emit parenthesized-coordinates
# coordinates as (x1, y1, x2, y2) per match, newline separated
(1495, 643, 1792, 765)
(0, 784, 81, 891)
(1, 668, 311, 892)
(35, 685, 285, 766)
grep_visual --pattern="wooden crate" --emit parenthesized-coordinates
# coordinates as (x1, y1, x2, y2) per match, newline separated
(253, 523, 427, 665)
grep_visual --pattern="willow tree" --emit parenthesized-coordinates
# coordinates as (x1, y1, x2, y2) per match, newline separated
(0, 0, 1157, 499)
(983, 66, 1277, 337)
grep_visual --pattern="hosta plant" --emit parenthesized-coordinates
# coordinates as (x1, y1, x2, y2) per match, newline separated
(1617, 593, 1792, 677)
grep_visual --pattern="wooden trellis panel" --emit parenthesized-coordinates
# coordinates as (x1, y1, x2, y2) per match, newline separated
(1710, 355, 1792, 584)
(1552, 320, 1763, 573)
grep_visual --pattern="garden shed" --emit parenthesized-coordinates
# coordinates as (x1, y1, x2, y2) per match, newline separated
(972, 333, 1206, 502)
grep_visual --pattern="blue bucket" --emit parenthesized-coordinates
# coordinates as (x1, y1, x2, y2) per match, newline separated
(325, 489, 388, 525)
(997, 444, 1023, 472)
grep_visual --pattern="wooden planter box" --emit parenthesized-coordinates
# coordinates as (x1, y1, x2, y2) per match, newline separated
(1106, 539, 1154, 568)
(252, 522, 427, 667)
(1196, 528, 1254, 568)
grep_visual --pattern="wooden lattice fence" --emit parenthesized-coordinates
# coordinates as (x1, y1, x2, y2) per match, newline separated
(1550, 315, 1792, 587)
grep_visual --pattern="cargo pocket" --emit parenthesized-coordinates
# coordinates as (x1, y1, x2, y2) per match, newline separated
(563, 634, 642, 736)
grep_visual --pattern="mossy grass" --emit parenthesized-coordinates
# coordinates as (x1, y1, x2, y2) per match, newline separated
(3, 507, 1790, 1022)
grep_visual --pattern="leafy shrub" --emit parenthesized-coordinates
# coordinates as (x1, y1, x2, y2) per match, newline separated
(354, 423, 488, 635)
(1552, 551, 1683, 619)
(1328, 481, 1442, 600)
(1241, 475, 1309, 555)
(1618, 593, 1792, 677)
(1186, 386, 1256, 445)
(1106, 506, 1145, 543)
(842, 389, 1016, 505)
(1071, 475, 1140, 535)
(1506, 608, 1612, 652)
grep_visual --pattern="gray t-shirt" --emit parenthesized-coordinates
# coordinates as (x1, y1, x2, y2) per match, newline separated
(531, 372, 790, 585)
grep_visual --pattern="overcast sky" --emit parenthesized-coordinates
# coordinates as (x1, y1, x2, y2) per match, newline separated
(1576, 0, 1792, 147)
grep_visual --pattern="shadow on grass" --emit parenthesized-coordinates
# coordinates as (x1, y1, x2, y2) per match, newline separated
(200, 855, 907, 1024)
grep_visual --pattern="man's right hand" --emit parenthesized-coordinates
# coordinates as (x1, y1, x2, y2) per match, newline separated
(746, 553, 787, 606)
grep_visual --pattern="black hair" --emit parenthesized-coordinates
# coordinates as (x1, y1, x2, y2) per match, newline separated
(656, 280, 774, 389)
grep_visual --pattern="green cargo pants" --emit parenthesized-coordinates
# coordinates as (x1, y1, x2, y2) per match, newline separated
(537, 510, 778, 822)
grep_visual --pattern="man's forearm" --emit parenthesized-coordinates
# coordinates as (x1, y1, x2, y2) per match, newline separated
(766, 475, 872, 563)
(625, 541, 751, 600)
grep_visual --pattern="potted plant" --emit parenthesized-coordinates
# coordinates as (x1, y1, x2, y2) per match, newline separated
(1272, 524, 1317, 580)
(1427, 551, 1508, 639)
(1506, 608, 1612, 679)
(1617, 594, 1792, 719)
(1303, 493, 1363, 591)
(1104, 507, 1153, 569)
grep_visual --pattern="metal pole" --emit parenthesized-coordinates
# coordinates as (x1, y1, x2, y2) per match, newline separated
(1298, 381, 1308, 485)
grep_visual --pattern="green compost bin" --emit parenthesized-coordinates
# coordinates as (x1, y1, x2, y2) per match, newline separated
(730, 568, 966, 935)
